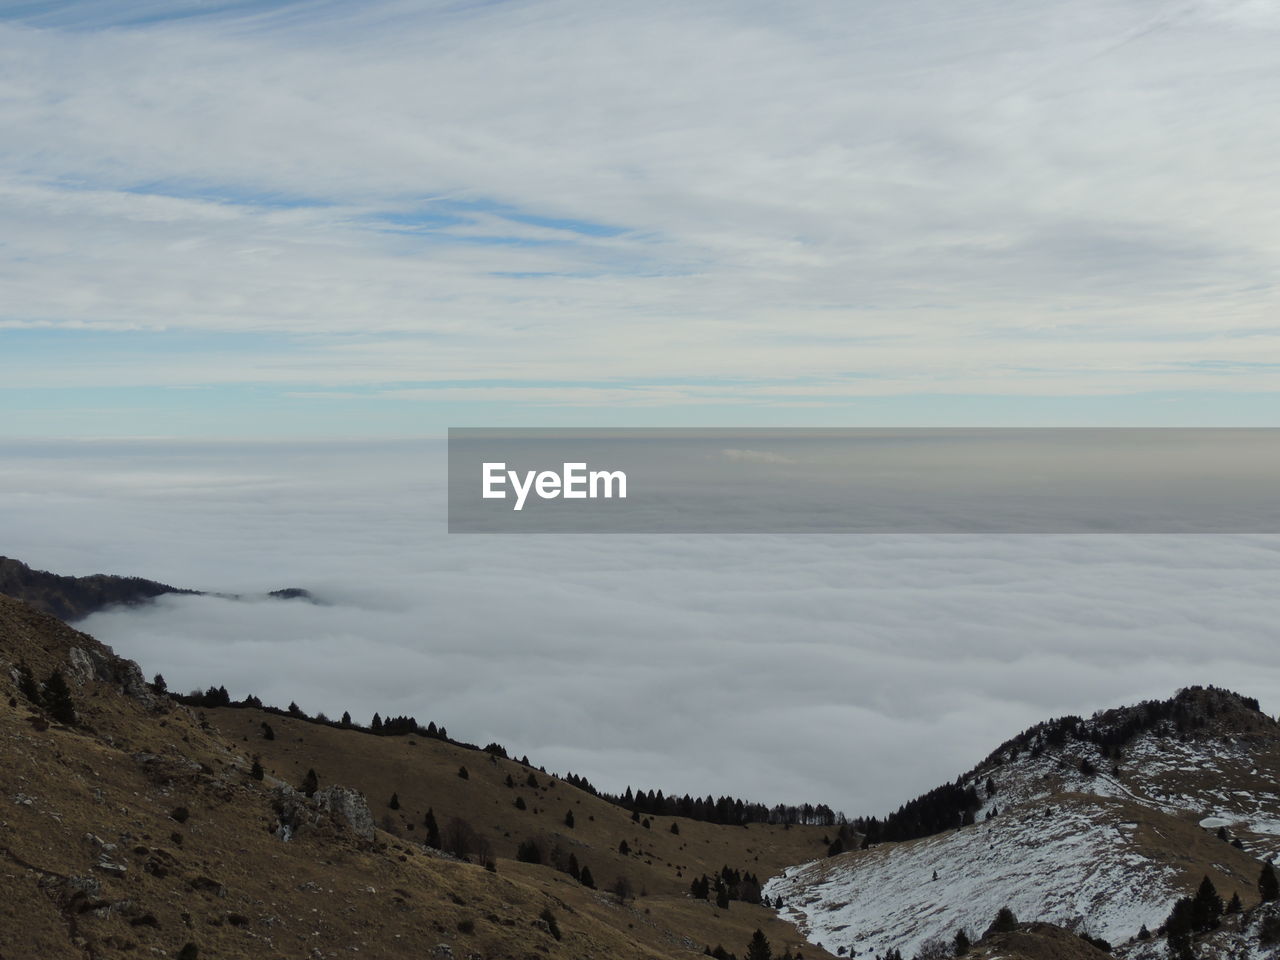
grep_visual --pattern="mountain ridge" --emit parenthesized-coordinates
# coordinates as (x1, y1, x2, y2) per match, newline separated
(765, 688, 1280, 960)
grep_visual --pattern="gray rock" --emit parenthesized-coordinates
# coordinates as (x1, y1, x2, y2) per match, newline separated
(95, 857, 128, 876)
(312, 786, 376, 843)
(68, 645, 157, 708)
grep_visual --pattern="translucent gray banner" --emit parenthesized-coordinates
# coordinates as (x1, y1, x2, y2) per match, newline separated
(447, 428, 1280, 533)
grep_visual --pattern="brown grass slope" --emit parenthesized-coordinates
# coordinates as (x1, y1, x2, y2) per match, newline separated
(971, 922, 1115, 960)
(0, 594, 833, 960)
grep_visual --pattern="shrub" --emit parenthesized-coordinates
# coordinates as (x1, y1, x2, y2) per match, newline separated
(517, 838, 544, 864)
(914, 938, 951, 960)
(1258, 910, 1280, 946)
(540, 907, 562, 941)
(42, 671, 76, 724)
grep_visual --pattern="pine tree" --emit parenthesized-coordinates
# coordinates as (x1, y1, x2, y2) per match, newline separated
(579, 866, 595, 889)
(152, 673, 167, 694)
(458, 765, 469, 780)
(15, 663, 39, 703)
(1192, 875, 1224, 930)
(1164, 896, 1196, 960)
(716, 887, 730, 909)
(250, 757, 264, 781)
(424, 808, 440, 848)
(300, 768, 318, 798)
(746, 928, 772, 960)
(953, 929, 970, 957)
(389, 792, 400, 810)
(1227, 892, 1243, 914)
(671, 822, 680, 835)
(619, 839, 630, 855)
(371, 712, 382, 732)
(42, 670, 76, 724)
(340, 711, 351, 727)
(564, 810, 574, 828)
(261, 721, 275, 740)
(991, 907, 1017, 934)
(514, 796, 527, 810)
(1262, 862, 1280, 902)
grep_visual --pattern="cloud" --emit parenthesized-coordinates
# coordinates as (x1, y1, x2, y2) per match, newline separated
(4, 439, 1280, 813)
(1, 0, 1278, 419)
(720, 449, 795, 464)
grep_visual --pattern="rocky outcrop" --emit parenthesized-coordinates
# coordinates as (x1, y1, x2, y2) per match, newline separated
(271, 784, 376, 844)
(312, 786, 377, 842)
(67, 644, 157, 707)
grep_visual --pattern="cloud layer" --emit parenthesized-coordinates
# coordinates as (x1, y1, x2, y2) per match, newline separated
(4, 439, 1280, 814)
(2, 0, 1279, 421)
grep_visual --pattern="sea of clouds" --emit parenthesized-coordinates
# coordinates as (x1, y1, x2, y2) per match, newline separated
(3, 438, 1279, 816)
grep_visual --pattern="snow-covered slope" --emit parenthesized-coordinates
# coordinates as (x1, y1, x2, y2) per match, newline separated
(765, 688, 1280, 960)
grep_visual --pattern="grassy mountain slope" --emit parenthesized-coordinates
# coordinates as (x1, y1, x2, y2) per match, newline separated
(0, 593, 833, 960)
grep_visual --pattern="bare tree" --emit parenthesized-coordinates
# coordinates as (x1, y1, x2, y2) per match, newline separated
(611, 874, 634, 903)
(442, 817, 490, 862)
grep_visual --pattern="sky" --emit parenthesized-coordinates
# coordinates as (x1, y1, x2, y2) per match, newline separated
(3, 2, 1280, 816)
(1, 0, 1279, 434)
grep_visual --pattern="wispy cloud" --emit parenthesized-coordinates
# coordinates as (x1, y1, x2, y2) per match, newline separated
(2, 0, 1279, 428)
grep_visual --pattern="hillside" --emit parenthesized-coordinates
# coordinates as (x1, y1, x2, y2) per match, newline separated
(0, 591, 834, 960)
(764, 688, 1280, 960)
(0, 555, 196, 621)
(9, 556, 1280, 960)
